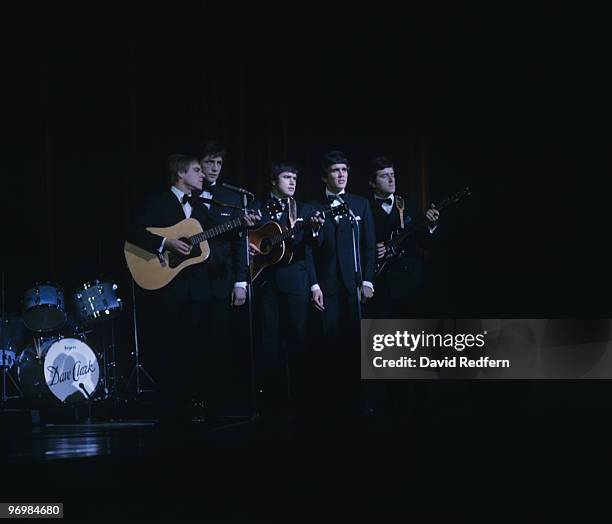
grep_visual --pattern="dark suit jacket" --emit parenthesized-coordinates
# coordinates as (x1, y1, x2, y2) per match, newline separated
(311, 192, 376, 296)
(126, 189, 216, 302)
(193, 184, 250, 299)
(252, 197, 318, 296)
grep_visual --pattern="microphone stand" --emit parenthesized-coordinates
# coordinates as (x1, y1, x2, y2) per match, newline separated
(241, 193, 258, 422)
(336, 196, 364, 321)
(337, 195, 367, 417)
(213, 184, 258, 423)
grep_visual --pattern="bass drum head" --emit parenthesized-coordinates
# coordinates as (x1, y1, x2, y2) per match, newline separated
(18, 338, 100, 403)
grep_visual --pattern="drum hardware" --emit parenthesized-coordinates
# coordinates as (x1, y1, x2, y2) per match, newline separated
(126, 277, 155, 395)
(1, 273, 23, 403)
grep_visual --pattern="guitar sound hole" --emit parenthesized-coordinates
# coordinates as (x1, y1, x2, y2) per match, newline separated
(167, 238, 201, 268)
(260, 238, 272, 255)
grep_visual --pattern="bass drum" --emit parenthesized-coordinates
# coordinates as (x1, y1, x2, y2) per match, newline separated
(17, 337, 100, 403)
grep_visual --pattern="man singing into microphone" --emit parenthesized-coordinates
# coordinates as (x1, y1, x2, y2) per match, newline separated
(311, 150, 376, 418)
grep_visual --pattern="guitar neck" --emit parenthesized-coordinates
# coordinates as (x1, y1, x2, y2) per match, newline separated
(189, 217, 244, 245)
(386, 189, 469, 250)
(269, 220, 306, 246)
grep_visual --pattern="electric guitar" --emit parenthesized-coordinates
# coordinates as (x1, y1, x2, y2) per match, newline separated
(375, 187, 471, 278)
(249, 201, 349, 282)
(125, 214, 253, 290)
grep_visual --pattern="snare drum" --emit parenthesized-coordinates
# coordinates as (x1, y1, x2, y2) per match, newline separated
(72, 281, 122, 325)
(17, 337, 100, 403)
(23, 283, 66, 332)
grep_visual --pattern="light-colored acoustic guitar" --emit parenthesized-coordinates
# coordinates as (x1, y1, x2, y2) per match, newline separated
(125, 216, 247, 290)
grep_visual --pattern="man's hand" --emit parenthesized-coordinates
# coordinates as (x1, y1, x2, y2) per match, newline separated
(243, 210, 262, 227)
(248, 242, 261, 257)
(376, 241, 387, 259)
(311, 288, 325, 311)
(361, 286, 374, 303)
(165, 238, 192, 256)
(310, 211, 325, 230)
(425, 203, 439, 223)
(231, 286, 247, 306)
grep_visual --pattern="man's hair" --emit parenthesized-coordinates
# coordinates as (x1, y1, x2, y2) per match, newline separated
(199, 140, 226, 160)
(167, 154, 199, 183)
(321, 150, 349, 174)
(369, 156, 394, 181)
(270, 163, 299, 183)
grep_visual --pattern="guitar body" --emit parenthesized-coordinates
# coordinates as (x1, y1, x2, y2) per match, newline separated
(124, 218, 210, 290)
(248, 222, 294, 281)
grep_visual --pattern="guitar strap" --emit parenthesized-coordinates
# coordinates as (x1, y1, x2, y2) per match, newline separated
(287, 197, 297, 228)
(395, 195, 405, 228)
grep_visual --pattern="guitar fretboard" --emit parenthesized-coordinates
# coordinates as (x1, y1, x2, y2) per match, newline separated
(189, 217, 244, 245)
(268, 221, 306, 246)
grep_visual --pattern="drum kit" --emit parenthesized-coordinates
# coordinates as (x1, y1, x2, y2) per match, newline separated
(1, 280, 123, 405)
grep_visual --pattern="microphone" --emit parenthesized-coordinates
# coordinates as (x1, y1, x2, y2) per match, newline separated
(334, 194, 357, 219)
(79, 383, 91, 399)
(221, 182, 255, 199)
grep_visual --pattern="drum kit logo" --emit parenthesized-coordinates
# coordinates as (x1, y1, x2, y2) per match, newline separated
(1, 280, 122, 404)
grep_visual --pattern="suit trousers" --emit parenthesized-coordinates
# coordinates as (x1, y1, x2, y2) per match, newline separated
(257, 282, 310, 414)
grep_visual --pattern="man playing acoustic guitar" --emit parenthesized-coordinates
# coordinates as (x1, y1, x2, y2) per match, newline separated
(248, 163, 324, 421)
(127, 154, 259, 431)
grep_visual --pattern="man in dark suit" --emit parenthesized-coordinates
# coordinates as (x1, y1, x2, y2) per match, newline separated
(367, 156, 439, 318)
(311, 150, 377, 417)
(127, 154, 258, 427)
(313, 151, 377, 335)
(196, 141, 257, 415)
(364, 156, 439, 415)
(198, 141, 251, 306)
(249, 164, 324, 419)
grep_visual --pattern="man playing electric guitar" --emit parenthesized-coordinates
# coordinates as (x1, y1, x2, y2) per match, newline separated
(367, 156, 439, 318)
(248, 163, 324, 420)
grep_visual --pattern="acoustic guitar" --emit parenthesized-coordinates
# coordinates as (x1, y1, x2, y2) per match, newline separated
(125, 214, 251, 290)
(249, 202, 349, 281)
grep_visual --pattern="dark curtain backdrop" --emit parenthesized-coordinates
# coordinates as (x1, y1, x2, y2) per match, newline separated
(2, 3, 608, 321)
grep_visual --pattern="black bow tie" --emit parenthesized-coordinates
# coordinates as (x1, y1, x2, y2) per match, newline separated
(327, 194, 342, 203)
(182, 194, 200, 206)
(202, 180, 215, 192)
(378, 197, 392, 206)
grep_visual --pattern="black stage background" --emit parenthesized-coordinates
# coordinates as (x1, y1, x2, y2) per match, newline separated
(1, 3, 610, 518)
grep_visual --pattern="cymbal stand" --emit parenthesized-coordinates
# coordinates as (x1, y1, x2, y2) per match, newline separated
(126, 277, 155, 395)
(1, 271, 23, 405)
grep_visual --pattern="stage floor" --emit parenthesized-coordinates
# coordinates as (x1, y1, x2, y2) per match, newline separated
(1, 401, 609, 520)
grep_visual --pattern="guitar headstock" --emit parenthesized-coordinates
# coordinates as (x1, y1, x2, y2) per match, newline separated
(264, 199, 284, 216)
(436, 187, 471, 210)
(324, 202, 350, 219)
